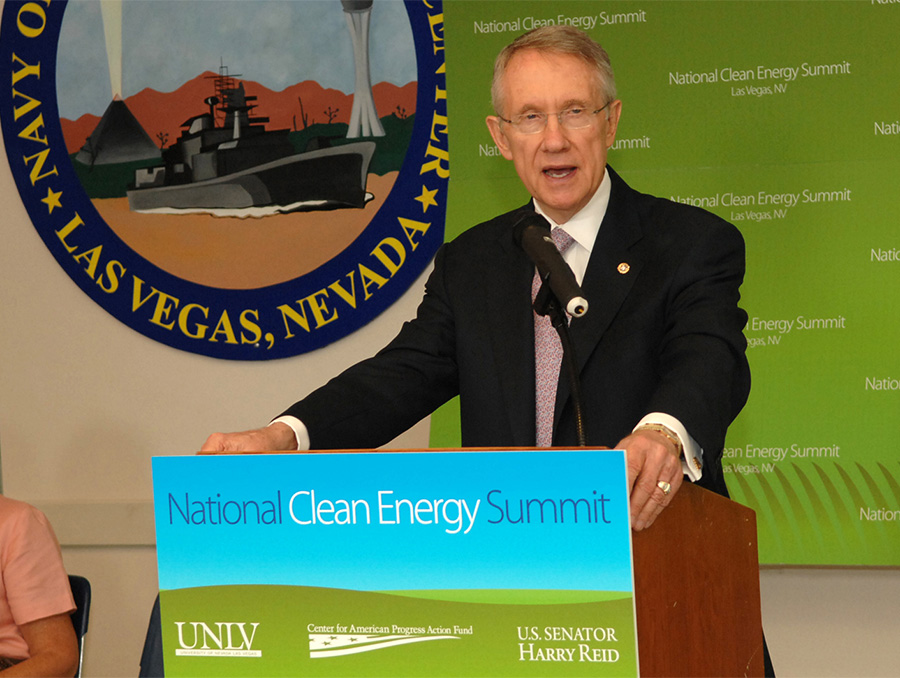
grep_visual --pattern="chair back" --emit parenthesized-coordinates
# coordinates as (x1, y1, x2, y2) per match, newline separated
(68, 575, 91, 678)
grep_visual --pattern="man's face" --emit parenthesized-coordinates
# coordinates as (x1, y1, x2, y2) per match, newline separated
(487, 50, 621, 224)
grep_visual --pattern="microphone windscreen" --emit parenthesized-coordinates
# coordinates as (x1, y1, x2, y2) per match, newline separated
(512, 210, 550, 249)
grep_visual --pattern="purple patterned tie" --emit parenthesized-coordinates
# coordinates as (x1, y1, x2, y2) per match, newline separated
(533, 227, 575, 447)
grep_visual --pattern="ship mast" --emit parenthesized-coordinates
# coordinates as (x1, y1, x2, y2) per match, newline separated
(207, 61, 268, 140)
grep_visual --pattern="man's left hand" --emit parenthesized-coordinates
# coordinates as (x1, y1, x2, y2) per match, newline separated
(616, 429, 684, 531)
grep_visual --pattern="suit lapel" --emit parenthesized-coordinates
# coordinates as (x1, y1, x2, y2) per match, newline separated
(483, 208, 539, 445)
(555, 169, 644, 421)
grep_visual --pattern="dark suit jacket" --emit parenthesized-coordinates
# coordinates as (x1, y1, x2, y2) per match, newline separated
(283, 167, 750, 496)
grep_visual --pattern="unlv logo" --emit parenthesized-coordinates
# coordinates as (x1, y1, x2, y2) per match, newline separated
(1, 0, 448, 360)
(174, 621, 261, 657)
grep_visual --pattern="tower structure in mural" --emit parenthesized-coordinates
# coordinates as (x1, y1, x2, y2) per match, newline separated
(341, 0, 385, 138)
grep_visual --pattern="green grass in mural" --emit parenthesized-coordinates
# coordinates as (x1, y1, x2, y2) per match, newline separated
(288, 114, 415, 177)
(70, 155, 160, 199)
(159, 585, 638, 678)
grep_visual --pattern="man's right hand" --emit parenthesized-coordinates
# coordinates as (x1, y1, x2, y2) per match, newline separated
(200, 422, 298, 453)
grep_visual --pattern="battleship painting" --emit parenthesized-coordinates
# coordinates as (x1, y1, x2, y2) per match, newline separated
(9, 0, 443, 361)
(126, 66, 376, 213)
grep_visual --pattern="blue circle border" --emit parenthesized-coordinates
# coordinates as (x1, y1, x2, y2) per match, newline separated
(1, 0, 447, 360)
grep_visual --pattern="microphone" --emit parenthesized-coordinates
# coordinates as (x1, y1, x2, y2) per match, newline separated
(513, 211, 589, 318)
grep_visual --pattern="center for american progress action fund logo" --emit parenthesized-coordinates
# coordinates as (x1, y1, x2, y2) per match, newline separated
(2, 0, 448, 360)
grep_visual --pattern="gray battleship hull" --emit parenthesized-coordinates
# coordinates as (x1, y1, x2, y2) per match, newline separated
(127, 141, 376, 211)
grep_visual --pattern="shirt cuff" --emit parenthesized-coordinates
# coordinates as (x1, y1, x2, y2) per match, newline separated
(269, 416, 309, 451)
(634, 412, 703, 482)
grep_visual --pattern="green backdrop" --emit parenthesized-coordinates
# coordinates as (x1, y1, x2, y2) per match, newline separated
(431, 0, 900, 566)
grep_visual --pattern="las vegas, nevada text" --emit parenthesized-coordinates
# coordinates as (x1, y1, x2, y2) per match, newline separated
(167, 488, 614, 535)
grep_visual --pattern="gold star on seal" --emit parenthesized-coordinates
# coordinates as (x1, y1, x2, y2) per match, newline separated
(414, 185, 439, 213)
(42, 187, 63, 214)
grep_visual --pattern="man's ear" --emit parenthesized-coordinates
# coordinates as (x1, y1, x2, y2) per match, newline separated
(486, 116, 514, 160)
(605, 100, 623, 148)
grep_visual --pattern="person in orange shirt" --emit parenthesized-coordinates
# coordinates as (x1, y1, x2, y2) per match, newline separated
(0, 496, 78, 677)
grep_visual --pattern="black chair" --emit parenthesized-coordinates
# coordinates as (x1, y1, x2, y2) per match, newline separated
(68, 575, 91, 678)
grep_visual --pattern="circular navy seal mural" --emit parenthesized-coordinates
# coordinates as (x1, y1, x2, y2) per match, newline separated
(1, 0, 447, 360)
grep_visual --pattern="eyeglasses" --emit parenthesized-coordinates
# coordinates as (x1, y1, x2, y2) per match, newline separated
(498, 101, 612, 135)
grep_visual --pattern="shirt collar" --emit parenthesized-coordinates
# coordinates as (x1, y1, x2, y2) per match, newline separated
(533, 168, 611, 254)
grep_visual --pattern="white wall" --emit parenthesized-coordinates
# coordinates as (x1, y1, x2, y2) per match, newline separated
(760, 568, 900, 676)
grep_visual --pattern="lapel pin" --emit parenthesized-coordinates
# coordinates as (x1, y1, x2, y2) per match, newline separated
(617, 262, 630, 274)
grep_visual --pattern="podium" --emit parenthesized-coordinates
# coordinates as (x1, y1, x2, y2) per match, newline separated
(150, 451, 764, 677)
(634, 482, 764, 677)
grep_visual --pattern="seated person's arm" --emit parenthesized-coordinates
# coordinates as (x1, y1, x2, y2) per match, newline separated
(0, 613, 78, 677)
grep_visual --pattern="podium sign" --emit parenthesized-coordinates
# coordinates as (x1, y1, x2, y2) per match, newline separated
(152, 450, 638, 677)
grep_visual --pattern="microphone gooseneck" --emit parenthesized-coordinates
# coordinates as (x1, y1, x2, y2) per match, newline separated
(514, 209, 588, 447)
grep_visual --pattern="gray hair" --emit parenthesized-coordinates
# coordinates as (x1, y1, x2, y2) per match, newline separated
(490, 25, 617, 116)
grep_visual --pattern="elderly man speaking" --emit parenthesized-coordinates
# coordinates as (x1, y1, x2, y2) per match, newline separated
(203, 25, 751, 537)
